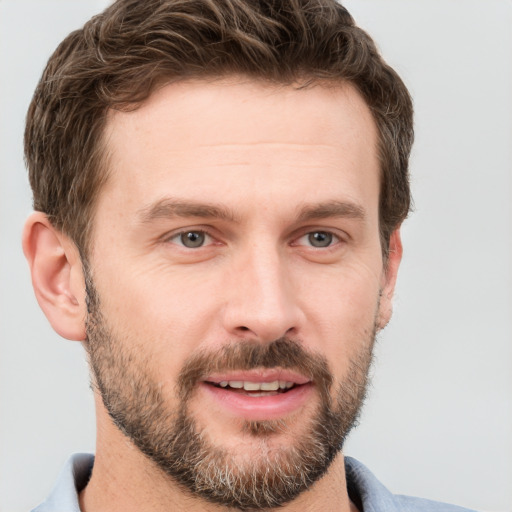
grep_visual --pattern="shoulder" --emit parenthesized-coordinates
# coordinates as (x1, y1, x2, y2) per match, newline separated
(345, 456, 479, 512)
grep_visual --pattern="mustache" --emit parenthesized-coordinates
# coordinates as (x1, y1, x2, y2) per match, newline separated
(177, 337, 333, 401)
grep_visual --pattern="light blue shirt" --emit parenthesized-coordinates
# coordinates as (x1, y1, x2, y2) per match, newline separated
(32, 453, 478, 511)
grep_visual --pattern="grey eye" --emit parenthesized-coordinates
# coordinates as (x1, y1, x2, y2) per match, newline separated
(307, 231, 333, 247)
(180, 231, 206, 248)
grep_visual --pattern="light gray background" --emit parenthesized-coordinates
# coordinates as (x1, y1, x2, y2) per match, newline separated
(1, 1, 511, 511)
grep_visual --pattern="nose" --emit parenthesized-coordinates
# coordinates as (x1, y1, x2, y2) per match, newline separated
(221, 244, 303, 342)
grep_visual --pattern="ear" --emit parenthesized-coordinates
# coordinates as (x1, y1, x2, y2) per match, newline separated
(376, 228, 403, 330)
(22, 212, 87, 341)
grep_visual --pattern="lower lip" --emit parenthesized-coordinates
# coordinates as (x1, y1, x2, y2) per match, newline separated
(200, 382, 314, 421)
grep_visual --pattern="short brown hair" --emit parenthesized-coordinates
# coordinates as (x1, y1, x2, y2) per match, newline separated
(25, 0, 413, 256)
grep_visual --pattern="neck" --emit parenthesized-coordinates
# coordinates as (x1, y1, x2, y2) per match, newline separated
(80, 400, 357, 512)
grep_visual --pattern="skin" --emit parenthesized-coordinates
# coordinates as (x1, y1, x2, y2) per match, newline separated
(23, 78, 402, 512)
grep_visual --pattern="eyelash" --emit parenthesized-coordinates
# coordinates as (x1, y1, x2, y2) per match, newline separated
(166, 229, 215, 249)
(294, 231, 342, 249)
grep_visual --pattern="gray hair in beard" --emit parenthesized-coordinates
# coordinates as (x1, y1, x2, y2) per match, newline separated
(83, 265, 375, 510)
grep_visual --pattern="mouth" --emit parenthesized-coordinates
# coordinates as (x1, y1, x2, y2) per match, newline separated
(205, 379, 298, 397)
(200, 370, 313, 421)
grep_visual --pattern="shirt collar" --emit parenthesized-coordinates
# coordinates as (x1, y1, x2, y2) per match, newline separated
(32, 453, 93, 512)
(34, 454, 396, 512)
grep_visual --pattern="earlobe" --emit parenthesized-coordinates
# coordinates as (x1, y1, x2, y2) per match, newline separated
(22, 212, 87, 341)
(377, 229, 403, 330)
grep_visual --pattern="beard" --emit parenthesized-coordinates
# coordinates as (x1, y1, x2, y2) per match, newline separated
(84, 269, 376, 510)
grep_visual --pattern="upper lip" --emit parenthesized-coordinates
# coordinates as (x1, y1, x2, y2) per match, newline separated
(203, 369, 311, 385)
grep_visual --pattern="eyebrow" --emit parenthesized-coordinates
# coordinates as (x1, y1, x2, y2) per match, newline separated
(137, 198, 366, 225)
(296, 200, 366, 222)
(137, 198, 239, 224)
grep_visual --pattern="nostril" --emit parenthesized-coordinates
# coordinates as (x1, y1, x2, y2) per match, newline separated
(238, 326, 250, 331)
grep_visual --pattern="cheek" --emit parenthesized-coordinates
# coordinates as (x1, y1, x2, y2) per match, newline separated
(300, 257, 382, 318)
(298, 263, 381, 365)
(97, 253, 215, 321)
(96, 263, 231, 377)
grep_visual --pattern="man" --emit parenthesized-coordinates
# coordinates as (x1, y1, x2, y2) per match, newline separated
(22, 0, 476, 511)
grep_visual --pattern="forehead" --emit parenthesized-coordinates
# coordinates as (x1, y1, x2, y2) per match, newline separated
(98, 78, 379, 223)
(105, 78, 376, 153)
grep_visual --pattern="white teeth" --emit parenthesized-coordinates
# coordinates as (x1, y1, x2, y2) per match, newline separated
(260, 381, 279, 391)
(243, 382, 261, 391)
(218, 380, 295, 391)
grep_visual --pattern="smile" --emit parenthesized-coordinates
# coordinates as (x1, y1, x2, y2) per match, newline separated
(200, 370, 313, 421)
(208, 380, 296, 395)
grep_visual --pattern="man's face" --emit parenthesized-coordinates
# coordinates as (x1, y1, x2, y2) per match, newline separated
(85, 79, 399, 508)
